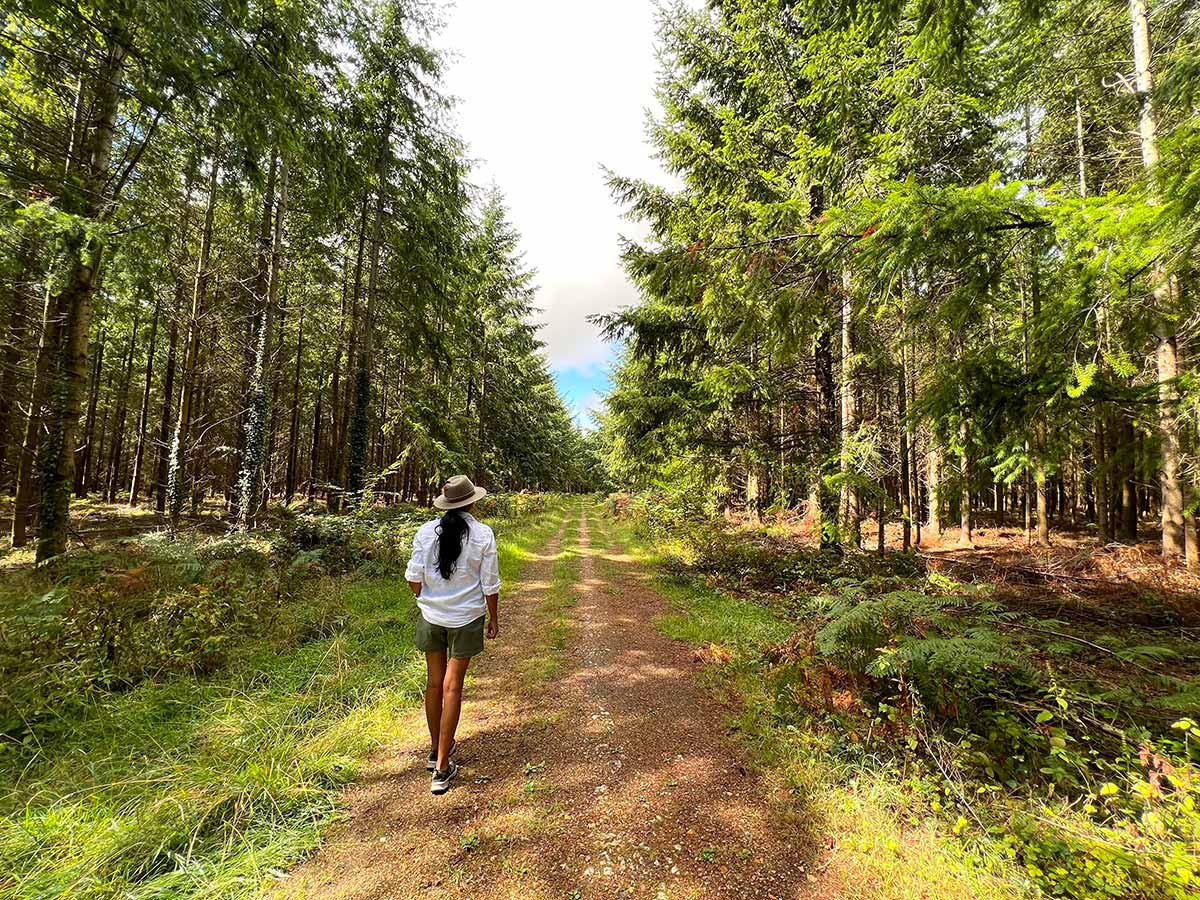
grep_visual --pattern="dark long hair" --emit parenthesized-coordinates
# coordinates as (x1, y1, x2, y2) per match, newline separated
(435, 508, 471, 578)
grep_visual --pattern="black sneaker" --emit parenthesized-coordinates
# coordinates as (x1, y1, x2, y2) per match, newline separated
(431, 761, 459, 795)
(426, 742, 455, 772)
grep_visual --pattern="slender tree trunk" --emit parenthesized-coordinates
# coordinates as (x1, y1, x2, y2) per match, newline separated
(105, 309, 139, 502)
(0, 243, 34, 493)
(307, 365, 323, 502)
(75, 327, 105, 497)
(284, 307, 304, 501)
(331, 207, 366, 511)
(347, 111, 392, 506)
(839, 269, 860, 547)
(129, 293, 160, 504)
(1119, 415, 1138, 541)
(927, 445, 942, 541)
(13, 277, 65, 547)
(1094, 417, 1111, 542)
(235, 150, 285, 530)
(167, 139, 220, 525)
(959, 420, 973, 547)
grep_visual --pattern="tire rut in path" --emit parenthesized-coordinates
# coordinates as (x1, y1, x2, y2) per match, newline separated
(275, 506, 819, 899)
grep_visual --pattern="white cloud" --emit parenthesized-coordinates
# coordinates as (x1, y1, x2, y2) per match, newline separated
(534, 270, 639, 370)
(439, 0, 668, 375)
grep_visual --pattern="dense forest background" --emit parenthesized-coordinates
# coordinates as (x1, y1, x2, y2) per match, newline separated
(0, 0, 600, 562)
(598, 0, 1200, 566)
(1, 1, 1199, 899)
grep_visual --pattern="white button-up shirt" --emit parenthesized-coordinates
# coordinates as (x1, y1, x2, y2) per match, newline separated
(404, 513, 501, 627)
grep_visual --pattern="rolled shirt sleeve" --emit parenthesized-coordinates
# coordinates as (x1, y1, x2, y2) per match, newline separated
(480, 531, 501, 595)
(404, 527, 425, 583)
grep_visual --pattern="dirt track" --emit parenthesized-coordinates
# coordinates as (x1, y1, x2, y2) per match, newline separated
(274, 505, 820, 900)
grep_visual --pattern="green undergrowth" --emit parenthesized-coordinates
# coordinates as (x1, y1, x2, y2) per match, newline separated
(0, 496, 569, 900)
(599, 501, 1200, 900)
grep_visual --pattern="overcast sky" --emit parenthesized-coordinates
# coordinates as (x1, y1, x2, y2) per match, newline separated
(439, 0, 670, 427)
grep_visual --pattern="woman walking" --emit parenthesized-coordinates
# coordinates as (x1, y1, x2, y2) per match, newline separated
(405, 475, 501, 795)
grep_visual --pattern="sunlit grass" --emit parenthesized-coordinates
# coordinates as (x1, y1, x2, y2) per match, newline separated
(516, 504, 582, 690)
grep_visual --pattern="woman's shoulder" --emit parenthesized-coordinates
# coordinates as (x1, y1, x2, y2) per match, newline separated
(469, 518, 496, 540)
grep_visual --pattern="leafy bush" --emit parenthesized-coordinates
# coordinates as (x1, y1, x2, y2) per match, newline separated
(475, 491, 552, 520)
(0, 532, 347, 740)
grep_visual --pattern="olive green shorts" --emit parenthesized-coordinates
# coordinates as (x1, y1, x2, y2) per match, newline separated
(414, 614, 485, 659)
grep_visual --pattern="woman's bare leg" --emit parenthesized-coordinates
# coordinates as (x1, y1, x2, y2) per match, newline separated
(424, 651, 447, 754)
(436, 656, 471, 771)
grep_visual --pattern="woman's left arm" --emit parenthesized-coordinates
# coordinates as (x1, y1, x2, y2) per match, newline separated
(482, 531, 501, 638)
(404, 528, 425, 597)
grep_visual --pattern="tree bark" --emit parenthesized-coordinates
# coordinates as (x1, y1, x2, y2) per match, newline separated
(0, 241, 35, 494)
(898, 350, 911, 551)
(129, 293, 160, 504)
(1128, 0, 1185, 559)
(284, 307, 304, 501)
(167, 138, 219, 525)
(235, 149, 285, 531)
(104, 308, 139, 502)
(347, 109, 392, 506)
(75, 326, 106, 497)
(34, 34, 128, 561)
(839, 269, 860, 547)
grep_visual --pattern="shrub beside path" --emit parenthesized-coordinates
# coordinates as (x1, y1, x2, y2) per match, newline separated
(273, 504, 822, 900)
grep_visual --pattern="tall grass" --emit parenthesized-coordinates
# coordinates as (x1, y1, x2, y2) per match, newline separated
(0, 500, 570, 900)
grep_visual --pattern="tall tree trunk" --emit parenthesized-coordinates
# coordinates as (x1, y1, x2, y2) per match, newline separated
(235, 150, 285, 531)
(1129, 0, 1184, 559)
(814, 313, 839, 547)
(959, 420, 973, 547)
(331, 205, 367, 511)
(1119, 415, 1138, 541)
(284, 307, 304, 501)
(105, 308, 139, 502)
(927, 445, 942, 541)
(167, 139, 220, 525)
(898, 350, 911, 551)
(75, 326, 106, 497)
(347, 111, 392, 506)
(0, 242, 35, 493)
(13, 280, 65, 546)
(839, 269, 860, 547)
(34, 34, 128, 561)
(308, 365, 324, 502)
(1094, 417, 1111, 543)
(129, 293, 160, 504)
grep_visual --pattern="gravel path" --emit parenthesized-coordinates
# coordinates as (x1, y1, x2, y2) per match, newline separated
(273, 505, 820, 900)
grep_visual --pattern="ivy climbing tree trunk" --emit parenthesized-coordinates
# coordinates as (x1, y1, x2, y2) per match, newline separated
(235, 150, 285, 531)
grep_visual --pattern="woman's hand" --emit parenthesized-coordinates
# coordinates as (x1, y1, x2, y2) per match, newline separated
(486, 617, 499, 640)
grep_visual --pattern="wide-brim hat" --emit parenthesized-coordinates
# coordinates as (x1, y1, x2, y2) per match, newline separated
(434, 474, 488, 510)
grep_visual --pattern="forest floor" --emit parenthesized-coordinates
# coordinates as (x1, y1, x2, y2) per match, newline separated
(272, 502, 827, 900)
